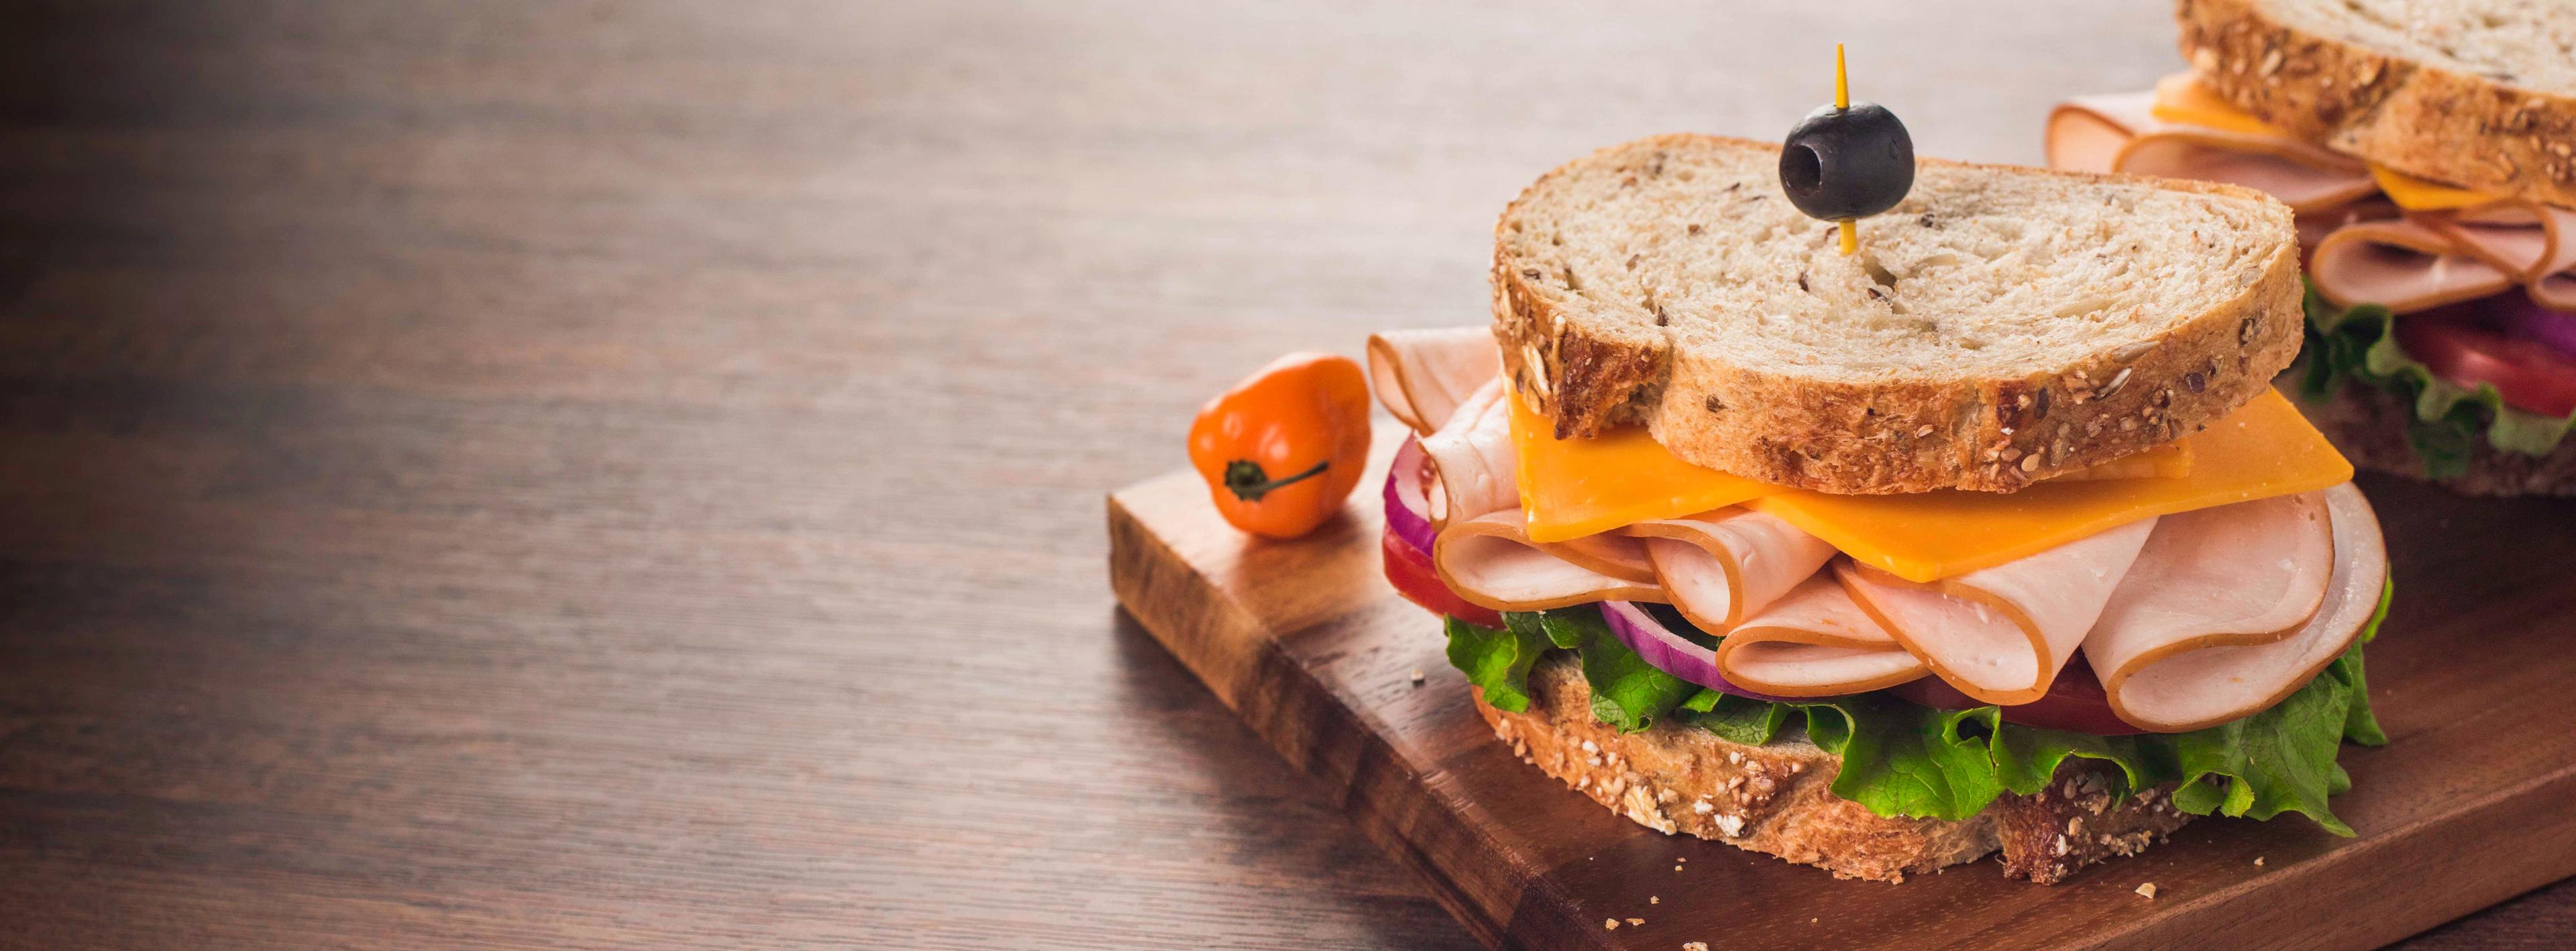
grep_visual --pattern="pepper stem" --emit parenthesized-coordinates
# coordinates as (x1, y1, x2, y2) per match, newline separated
(1222, 458, 1330, 502)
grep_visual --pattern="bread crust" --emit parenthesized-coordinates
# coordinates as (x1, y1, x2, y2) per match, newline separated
(2291, 379, 2576, 496)
(1474, 654, 2191, 884)
(2177, 0, 2576, 209)
(1492, 134, 2306, 495)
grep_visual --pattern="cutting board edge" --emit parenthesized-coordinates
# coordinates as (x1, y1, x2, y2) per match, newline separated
(1110, 491, 1571, 950)
(1102, 471, 2576, 950)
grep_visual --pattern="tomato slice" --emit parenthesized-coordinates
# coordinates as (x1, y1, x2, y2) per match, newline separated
(1381, 524, 1503, 629)
(1887, 663, 2145, 736)
(2396, 316, 2576, 417)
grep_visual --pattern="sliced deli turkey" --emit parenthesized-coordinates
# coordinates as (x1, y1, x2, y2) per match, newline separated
(1366, 326, 2385, 732)
(2047, 74, 2576, 317)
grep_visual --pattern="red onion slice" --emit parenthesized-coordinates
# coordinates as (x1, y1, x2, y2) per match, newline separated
(2490, 287, 2576, 360)
(1383, 435, 1438, 556)
(1599, 601, 1805, 703)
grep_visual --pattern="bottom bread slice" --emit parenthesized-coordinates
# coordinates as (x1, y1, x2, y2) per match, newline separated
(1476, 654, 2190, 884)
(2292, 381, 2576, 497)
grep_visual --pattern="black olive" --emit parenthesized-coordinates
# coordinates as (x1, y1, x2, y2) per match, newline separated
(1778, 101, 1915, 221)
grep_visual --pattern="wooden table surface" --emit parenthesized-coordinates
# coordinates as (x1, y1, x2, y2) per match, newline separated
(0, 1, 2561, 947)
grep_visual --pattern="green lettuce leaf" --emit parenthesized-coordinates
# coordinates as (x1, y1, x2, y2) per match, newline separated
(1462, 593, 2390, 832)
(1803, 698, 2009, 820)
(1676, 689, 1791, 746)
(2300, 285, 2576, 472)
(1988, 725, 2164, 801)
(1444, 615, 1547, 713)
(2166, 637, 2372, 834)
(1532, 608, 1698, 732)
(1684, 691, 2015, 815)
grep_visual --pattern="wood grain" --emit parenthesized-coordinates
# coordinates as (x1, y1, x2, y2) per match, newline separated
(0, 0, 2565, 947)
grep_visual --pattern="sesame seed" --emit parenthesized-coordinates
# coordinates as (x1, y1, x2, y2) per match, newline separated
(1651, 896, 1660, 904)
(1627, 918, 1646, 926)
(2136, 883, 2158, 899)
(2254, 856, 2265, 866)
(1409, 668, 1424, 685)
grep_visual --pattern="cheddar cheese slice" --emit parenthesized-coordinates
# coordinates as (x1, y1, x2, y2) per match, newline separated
(2369, 164, 2505, 212)
(1511, 389, 2350, 583)
(1748, 391, 2351, 583)
(2040, 440, 2191, 483)
(1511, 395, 1784, 542)
(2147, 73, 2289, 138)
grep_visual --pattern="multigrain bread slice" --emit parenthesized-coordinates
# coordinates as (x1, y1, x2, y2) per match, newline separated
(2178, 0, 2576, 209)
(1491, 134, 2304, 495)
(1478, 654, 2192, 883)
(2290, 380, 2576, 495)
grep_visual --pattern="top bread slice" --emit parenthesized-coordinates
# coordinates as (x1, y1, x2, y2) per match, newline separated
(2178, 0, 2576, 209)
(1492, 134, 2303, 495)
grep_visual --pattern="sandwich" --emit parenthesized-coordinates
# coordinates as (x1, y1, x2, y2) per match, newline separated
(1367, 132, 2390, 883)
(2049, 0, 2576, 495)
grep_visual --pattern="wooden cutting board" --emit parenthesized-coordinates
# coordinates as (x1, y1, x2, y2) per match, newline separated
(1107, 421, 2576, 950)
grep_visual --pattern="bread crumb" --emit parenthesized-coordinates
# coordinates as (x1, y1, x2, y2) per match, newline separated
(2253, 856, 2265, 866)
(1605, 918, 1619, 931)
(1650, 895, 1659, 905)
(2136, 882, 2158, 899)
(1627, 918, 1646, 926)
(1409, 668, 1424, 685)
(1685, 944, 1711, 951)
(1673, 865, 1682, 872)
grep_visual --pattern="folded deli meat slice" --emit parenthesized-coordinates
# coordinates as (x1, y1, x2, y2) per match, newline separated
(2309, 217, 2519, 313)
(2449, 204, 2576, 311)
(1366, 328, 1501, 434)
(1713, 572, 1927, 697)
(2089, 493, 2333, 660)
(2089, 485, 2383, 732)
(2297, 198, 2399, 252)
(1433, 509, 1664, 612)
(2310, 204, 2576, 314)
(2045, 91, 2375, 213)
(1622, 509, 1837, 633)
(1839, 518, 2157, 706)
(1415, 379, 1519, 532)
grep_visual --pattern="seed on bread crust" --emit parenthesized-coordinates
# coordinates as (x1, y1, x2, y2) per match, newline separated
(1477, 654, 2191, 883)
(1491, 133, 2300, 494)
(2177, 0, 2576, 209)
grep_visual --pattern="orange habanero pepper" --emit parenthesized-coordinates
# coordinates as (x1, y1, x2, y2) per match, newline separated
(1187, 352, 1372, 539)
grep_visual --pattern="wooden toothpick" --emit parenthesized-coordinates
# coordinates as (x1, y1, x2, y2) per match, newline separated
(1836, 43, 1858, 257)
